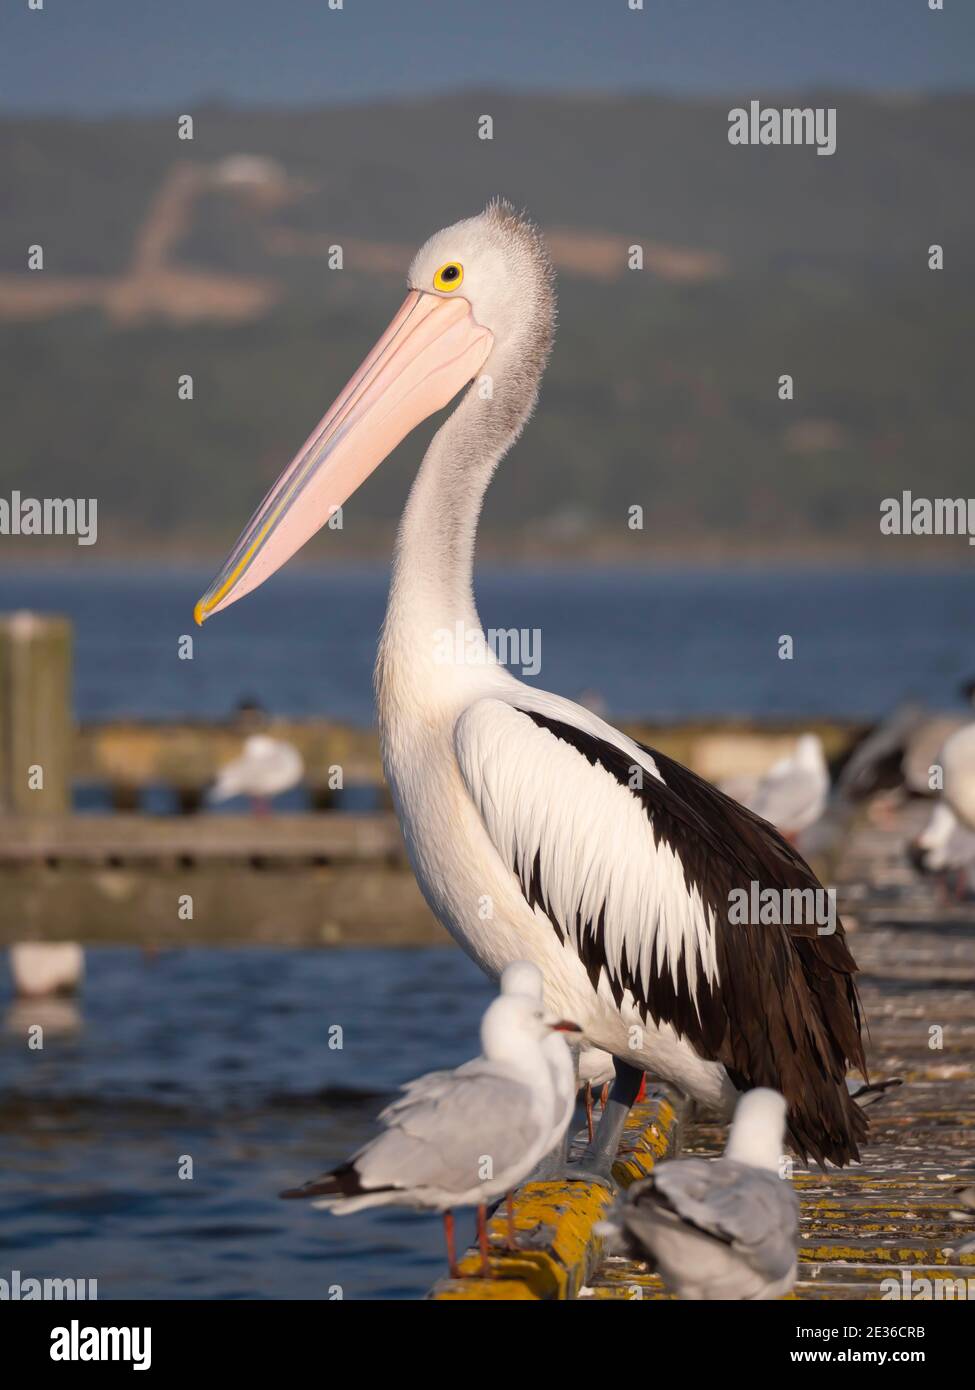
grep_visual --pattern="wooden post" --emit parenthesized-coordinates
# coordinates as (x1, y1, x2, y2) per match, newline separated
(0, 612, 73, 816)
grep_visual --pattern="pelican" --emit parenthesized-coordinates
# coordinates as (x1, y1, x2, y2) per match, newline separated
(195, 201, 867, 1170)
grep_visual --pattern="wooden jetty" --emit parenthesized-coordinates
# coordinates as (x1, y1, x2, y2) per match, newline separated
(428, 799, 975, 1300)
(0, 611, 879, 945)
(0, 811, 438, 945)
(0, 610, 878, 943)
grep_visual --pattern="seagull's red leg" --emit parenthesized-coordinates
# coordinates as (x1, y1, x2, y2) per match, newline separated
(476, 1204, 490, 1276)
(506, 1191, 517, 1251)
(635, 1072, 647, 1103)
(585, 1082, 594, 1142)
(443, 1209, 459, 1278)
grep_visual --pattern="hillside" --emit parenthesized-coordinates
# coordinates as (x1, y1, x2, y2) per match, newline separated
(0, 90, 972, 558)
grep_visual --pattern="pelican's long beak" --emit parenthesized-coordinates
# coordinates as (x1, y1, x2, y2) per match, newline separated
(194, 291, 493, 624)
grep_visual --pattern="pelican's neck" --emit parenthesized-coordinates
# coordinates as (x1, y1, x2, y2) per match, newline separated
(377, 333, 546, 716)
(389, 387, 497, 637)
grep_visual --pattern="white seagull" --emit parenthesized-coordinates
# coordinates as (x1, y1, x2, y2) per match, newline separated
(724, 733, 830, 841)
(280, 991, 580, 1277)
(9, 942, 84, 998)
(598, 1087, 799, 1300)
(940, 722, 975, 833)
(195, 201, 867, 1172)
(207, 733, 304, 813)
(499, 960, 577, 1151)
(504, 960, 622, 1148)
(908, 799, 975, 896)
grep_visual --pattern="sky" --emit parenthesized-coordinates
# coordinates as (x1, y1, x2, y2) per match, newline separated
(0, 0, 972, 115)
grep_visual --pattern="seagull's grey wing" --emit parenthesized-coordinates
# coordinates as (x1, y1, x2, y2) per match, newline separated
(356, 1068, 544, 1198)
(378, 1068, 457, 1118)
(749, 768, 820, 830)
(377, 1054, 490, 1122)
(634, 1159, 799, 1281)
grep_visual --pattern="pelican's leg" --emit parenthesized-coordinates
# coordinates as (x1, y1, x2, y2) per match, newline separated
(600, 1081, 611, 1110)
(444, 1209, 459, 1278)
(584, 1082, 595, 1142)
(566, 1057, 643, 1188)
(476, 1204, 490, 1277)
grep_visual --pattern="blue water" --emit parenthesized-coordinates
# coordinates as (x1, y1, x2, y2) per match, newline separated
(2, 563, 973, 723)
(0, 947, 495, 1300)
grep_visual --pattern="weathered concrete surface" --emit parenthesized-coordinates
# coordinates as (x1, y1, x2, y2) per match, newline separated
(585, 800, 975, 1300)
(428, 1089, 683, 1300)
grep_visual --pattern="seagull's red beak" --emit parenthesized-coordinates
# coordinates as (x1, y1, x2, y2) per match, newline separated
(194, 290, 493, 624)
(549, 1020, 583, 1033)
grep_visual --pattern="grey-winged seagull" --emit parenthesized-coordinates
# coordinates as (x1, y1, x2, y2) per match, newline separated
(724, 733, 830, 841)
(597, 1087, 799, 1300)
(208, 733, 304, 813)
(280, 990, 580, 1277)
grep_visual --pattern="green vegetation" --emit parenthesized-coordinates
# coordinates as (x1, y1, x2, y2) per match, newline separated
(1, 92, 971, 557)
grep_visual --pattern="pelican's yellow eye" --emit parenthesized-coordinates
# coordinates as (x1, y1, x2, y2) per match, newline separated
(434, 261, 463, 292)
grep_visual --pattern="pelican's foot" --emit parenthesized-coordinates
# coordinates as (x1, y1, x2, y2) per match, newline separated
(561, 1155, 617, 1190)
(559, 1056, 643, 1191)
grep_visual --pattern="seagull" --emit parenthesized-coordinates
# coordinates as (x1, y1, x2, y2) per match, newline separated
(908, 799, 975, 897)
(597, 1088, 799, 1300)
(499, 960, 577, 1149)
(504, 961, 626, 1149)
(280, 992, 581, 1277)
(207, 733, 304, 814)
(940, 722, 975, 833)
(9, 942, 84, 998)
(195, 201, 868, 1174)
(724, 733, 830, 841)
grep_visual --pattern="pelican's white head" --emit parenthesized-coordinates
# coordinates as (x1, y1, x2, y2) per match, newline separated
(194, 200, 554, 626)
(407, 200, 555, 367)
(723, 1087, 789, 1171)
